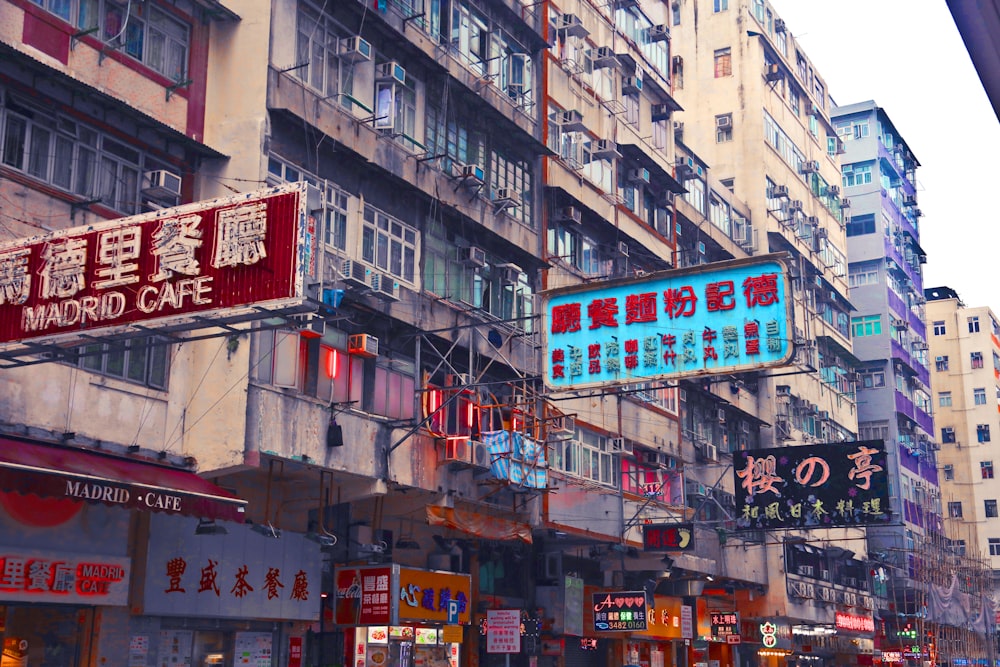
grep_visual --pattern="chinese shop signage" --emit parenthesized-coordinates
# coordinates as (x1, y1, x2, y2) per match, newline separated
(0, 548, 130, 605)
(0, 183, 307, 347)
(711, 611, 739, 638)
(541, 255, 794, 390)
(592, 591, 648, 632)
(733, 440, 891, 530)
(397, 567, 471, 624)
(142, 514, 322, 621)
(835, 611, 874, 634)
(333, 565, 472, 626)
(334, 565, 394, 625)
(642, 523, 694, 551)
(486, 609, 521, 654)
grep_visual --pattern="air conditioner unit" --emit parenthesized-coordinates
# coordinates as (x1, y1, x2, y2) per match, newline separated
(704, 443, 719, 461)
(610, 437, 632, 454)
(797, 565, 815, 577)
(340, 35, 372, 62)
(592, 46, 620, 69)
(463, 246, 487, 267)
(673, 120, 684, 135)
(462, 163, 485, 184)
(622, 74, 643, 95)
(717, 408, 726, 423)
(369, 273, 400, 301)
(550, 414, 576, 435)
(776, 385, 791, 397)
(592, 139, 622, 160)
(799, 160, 819, 174)
(647, 24, 670, 42)
(441, 437, 471, 465)
(788, 199, 803, 212)
(471, 440, 491, 469)
(376, 61, 406, 84)
(617, 241, 629, 257)
(841, 197, 851, 209)
(774, 18, 787, 33)
(817, 410, 830, 421)
(806, 215, 820, 225)
(348, 333, 379, 357)
(557, 13, 589, 38)
(827, 185, 841, 196)
(716, 115, 732, 129)
(651, 103, 672, 121)
(772, 185, 790, 199)
(142, 170, 182, 199)
(342, 259, 371, 288)
(558, 109, 587, 131)
(820, 569, 831, 581)
(495, 188, 521, 206)
(765, 63, 782, 82)
(495, 263, 524, 284)
(446, 160, 466, 179)
(559, 206, 582, 223)
(628, 168, 650, 184)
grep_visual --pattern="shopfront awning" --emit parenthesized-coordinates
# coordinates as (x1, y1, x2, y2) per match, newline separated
(0, 438, 246, 521)
(426, 505, 533, 543)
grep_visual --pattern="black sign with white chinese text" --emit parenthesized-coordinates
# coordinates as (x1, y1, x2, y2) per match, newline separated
(642, 523, 694, 551)
(711, 611, 739, 637)
(732, 440, 891, 529)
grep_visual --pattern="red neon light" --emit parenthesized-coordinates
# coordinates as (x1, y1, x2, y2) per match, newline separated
(324, 348, 339, 379)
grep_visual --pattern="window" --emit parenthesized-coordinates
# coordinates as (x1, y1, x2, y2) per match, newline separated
(841, 163, 872, 187)
(969, 316, 981, 333)
(933, 320, 946, 336)
(713, 0, 728, 11)
(671, 2, 681, 25)
(714, 48, 732, 78)
(78, 336, 169, 390)
(935, 355, 949, 371)
(362, 205, 417, 284)
(990, 539, 1000, 556)
(948, 501, 963, 518)
(972, 351, 985, 369)
(987, 500, 998, 518)
(715, 114, 733, 142)
(978, 424, 991, 443)
(943, 464, 954, 480)
(942, 427, 956, 443)
(849, 262, 880, 288)
(939, 392, 952, 407)
(851, 315, 882, 337)
(861, 370, 885, 389)
(983, 461, 995, 479)
(975, 388, 988, 405)
(551, 427, 618, 486)
(845, 213, 876, 237)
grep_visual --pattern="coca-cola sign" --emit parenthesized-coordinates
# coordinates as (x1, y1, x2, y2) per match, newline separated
(333, 566, 393, 626)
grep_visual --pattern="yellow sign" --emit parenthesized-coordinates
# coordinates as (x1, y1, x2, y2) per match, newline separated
(398, 568, 472, 624)
(441, 626, 464, 643)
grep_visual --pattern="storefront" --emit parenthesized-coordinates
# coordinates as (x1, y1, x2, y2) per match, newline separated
(333, 565, 471, 667)
(0, 437, 247, 667)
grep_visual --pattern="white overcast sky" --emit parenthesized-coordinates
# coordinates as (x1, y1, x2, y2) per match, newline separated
(773, 0, 1000, 313)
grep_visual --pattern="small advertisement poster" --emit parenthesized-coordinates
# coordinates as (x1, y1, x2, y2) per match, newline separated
(130, 635, 150, 667)
(233, 632, 272, 667)
(158, 630, 193, 667)
(486, 610, 521, 654)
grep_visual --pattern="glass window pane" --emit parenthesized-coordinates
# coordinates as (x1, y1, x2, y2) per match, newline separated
(148, 342, 169, 389)
(27, 125, 51, 179)
(272, 331, 300, 388)
(373, 367, 389, 415)
(105, 344, 126, 377)
(3, 116, 27, 169)
(126, 341, 148, 383)
(53, 135, 74, 189)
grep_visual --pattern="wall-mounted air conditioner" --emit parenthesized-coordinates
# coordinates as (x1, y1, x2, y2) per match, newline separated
(799, 160, 819, 174)
(495, 263, 524, 284)
(592, 46, 620, 69)
(348, 333, 379, 357)
(772, 185, 790, 199)
(591, 139, 621, 160)
(462, 163, 485, 184)
(340, 36, 372, 62)
(463, 246, 487, 267)
(370, 273, 400, 301)
(557, 109, 587, 132)
(715, 115, 732, 129)
(556, 13, 589, 38)
(342, 259, 371, 288)
(617, 241, 629, 257)
(376, 61, 406, 85)
(787, 199, 803, 212)
(441, 437, 471, 465)
(765, 63, 782, 82)
(704, 443, 719, 461)
(559, 206, 582, 223)
(142, 170, 182, 199)
(628, 168, 650, 184)
(495, 188, 521, 206)
(651, 103, 672, 122)
(610, 437, 633, 454)
(647, 24, 669, 42)
(622, 74, 643, 95)
(827, 184, 841, 196)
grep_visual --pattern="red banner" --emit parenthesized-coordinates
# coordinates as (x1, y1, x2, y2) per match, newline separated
(333, 566, 394, 626)
(0, 183, 306, 346)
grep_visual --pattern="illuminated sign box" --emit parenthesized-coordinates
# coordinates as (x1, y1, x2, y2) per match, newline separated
(642, 523, 694, 551)
(592, 591, 648, 632)
(733, 439, 891, 530)
(540, 255, 794, 390)
(0, 183, 308, 348)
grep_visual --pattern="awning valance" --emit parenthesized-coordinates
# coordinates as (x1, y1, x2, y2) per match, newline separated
(426, 505, 532, 543)
(0, 438, 246, 521)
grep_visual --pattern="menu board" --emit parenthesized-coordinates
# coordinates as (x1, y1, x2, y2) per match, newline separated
(158, 630, 193, 667)
(234, 633, 272, 667)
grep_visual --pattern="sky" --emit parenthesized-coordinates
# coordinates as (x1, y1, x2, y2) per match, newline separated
(773, 0, 1000, 313)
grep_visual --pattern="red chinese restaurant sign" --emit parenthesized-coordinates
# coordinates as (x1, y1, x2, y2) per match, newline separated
(540, 255, 794, 390)
(333, 565, 472, 626)
(0, 183, 308, 347)
(733, 440, 891, 529)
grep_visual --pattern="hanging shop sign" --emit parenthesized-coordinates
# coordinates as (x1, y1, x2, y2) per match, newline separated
(541, 255, 794, 390)
(593, 590, 648, 632)
(733, 439, 891, 529)
(0, 548, 130, 605)
(642, 523, 694, 551)
(711, 612, 740, 638)
(142, 514, 322, 621)
(333, 565, 472, 626)
(835, 611, 875, 634)
(0, 182, 308, 348)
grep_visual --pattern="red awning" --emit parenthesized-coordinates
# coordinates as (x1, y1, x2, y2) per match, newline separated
(0, 437, 246, 522)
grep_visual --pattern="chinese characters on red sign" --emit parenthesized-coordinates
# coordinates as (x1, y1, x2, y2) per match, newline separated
(543, 259, 792, 389)
(0, 185, 304, 346)
(641, 523, 693, 551)
(733, 440, 891, 529)
(0, 552, 130, 605)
